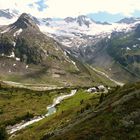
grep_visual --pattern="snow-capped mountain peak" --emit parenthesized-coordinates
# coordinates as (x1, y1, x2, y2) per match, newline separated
(76, 15, 93, 27)
(0, 9, 19, 19)
(0, 9, 140, 50)
(117, 17, 140, 24)
(13, 13, 39, 30)
(0, 9, 19, 25)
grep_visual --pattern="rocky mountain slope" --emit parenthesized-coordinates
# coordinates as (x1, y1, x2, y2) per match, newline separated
(107, 25, 140, 78)
(0, 9, 132, 48)
(0, 10, 140, 140)
(76, 24, 140, 83)
(0, 13, 114, 86)
(0, 9, 18, 25)
(0, 9, 140, 84)
(36, 14, 140, 84)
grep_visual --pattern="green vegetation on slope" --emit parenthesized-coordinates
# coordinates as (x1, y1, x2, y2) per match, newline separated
(1, 81, 140, 140)
(49, 83, 140, 140)
(0, 126, 8, 140)
(0, 84, 71, 127)
(107, 31, 140, 77)
(0, 14, 116, 87)
(9, 89, 101, 140)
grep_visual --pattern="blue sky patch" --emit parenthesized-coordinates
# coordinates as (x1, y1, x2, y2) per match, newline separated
(35, 0, 47, 11)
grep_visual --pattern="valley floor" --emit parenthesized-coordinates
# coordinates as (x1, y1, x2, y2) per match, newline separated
(0, 82, 103, 140)
(0, 81, 140, 140)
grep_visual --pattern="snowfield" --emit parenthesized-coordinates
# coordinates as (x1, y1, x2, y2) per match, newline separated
(39, 20, 132, 37)
(0, 11, 140, 49)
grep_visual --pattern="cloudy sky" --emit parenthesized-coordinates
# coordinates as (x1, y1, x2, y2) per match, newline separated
(0, 0, 140, 22)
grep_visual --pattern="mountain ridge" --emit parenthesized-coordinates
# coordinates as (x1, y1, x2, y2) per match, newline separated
(0, 13, 115, 87)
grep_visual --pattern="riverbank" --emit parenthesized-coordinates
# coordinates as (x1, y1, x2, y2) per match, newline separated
(7, 90, 77, 134)
(9, 89, 101, 140)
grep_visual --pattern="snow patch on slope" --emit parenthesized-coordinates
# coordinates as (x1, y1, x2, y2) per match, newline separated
(13, 28, 23, 37)
(8, 52, 15, 58)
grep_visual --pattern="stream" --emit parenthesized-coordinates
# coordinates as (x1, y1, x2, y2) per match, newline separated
(7, 89, 77, 134)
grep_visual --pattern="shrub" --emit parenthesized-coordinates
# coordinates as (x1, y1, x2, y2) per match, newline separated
(80, 99, 84, 105)
(0, 126, 8, 140)
(99, 93, 104, 103)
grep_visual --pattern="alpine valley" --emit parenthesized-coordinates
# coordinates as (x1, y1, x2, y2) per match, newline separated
(0, 8, 140, 140)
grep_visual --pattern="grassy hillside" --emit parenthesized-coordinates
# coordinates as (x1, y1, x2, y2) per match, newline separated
(48, 83, 140, 140)
(8, 89, 101, 140)
(1, 82, 140, 140)
(0, 56, 115, 87)
(0, 84, 71, 128)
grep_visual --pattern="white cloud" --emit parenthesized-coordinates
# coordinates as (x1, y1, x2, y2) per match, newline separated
(0, 0, 42, 16)
(0, 0, 140, 18)
(0, 0, 38, 10)
(45, 0, 140, 17)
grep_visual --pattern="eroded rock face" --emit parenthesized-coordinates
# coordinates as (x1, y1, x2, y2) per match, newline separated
(0, 13, 67, 65)
(77, 15, 91, 28)
(64, 17, 76, 23)
(13, 13, 39, 30)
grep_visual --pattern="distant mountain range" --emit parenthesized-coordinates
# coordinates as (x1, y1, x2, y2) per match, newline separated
(0, 9, 18, 19)
(0, 8, 140, 140)
(117, 17, 140, 24)
(0, 8, 140, 84)
(0, 12, 114, 86)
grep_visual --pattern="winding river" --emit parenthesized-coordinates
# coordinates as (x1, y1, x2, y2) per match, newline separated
(7, 89, 77, 134)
